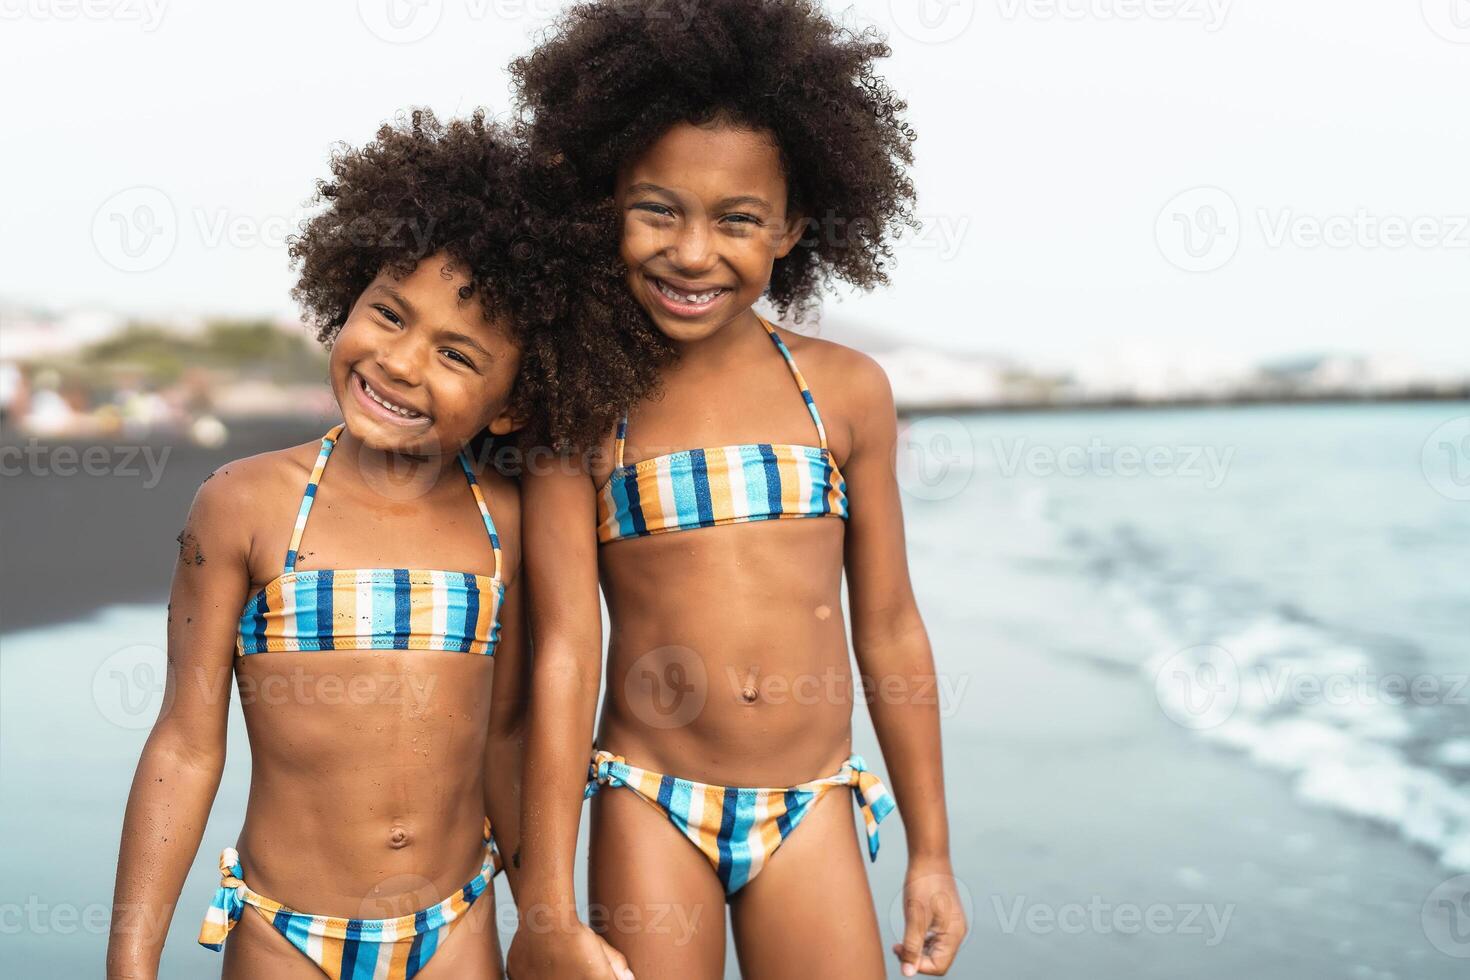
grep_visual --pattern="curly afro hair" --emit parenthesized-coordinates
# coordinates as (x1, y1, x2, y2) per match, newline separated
(510, 0, 917, 320)
(289, 108, 670, 450)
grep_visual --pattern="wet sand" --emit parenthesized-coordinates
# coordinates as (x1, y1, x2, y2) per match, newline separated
(1, 417, 331, 634)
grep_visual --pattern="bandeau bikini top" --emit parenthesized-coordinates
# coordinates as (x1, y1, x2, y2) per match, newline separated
(596, 316, 848, 544)
(236, 424, 504, 655)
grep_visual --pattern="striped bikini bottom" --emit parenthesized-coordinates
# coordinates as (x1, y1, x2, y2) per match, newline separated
(198, 820, 502, 979)
(584, 750, 896, 895)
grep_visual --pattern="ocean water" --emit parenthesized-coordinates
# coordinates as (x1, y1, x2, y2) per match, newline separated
(925, 402, 1470, 871)
(3, 402, 1468, 977)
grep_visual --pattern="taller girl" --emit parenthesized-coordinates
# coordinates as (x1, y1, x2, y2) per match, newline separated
(509, 3, 967, 977)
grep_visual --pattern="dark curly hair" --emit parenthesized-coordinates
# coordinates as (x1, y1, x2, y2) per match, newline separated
(510, 0, 918, 320)
(289, 108, 669, 450)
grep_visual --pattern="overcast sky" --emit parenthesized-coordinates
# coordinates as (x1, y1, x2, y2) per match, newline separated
(2, 0, 1466, 370)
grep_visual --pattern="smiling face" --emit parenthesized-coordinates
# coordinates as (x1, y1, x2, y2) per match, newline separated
(329, 252, 522, 456)
(616, 121, 807, 344)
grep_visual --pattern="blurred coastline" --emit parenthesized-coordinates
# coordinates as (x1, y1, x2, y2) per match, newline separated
(4, 304, 1468, 447)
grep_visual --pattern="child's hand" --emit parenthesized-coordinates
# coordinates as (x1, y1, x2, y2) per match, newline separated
(506, 919, 633, 980)
(891, 858, 968, 976)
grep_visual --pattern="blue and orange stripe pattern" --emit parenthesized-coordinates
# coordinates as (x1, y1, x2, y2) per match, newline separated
(199, 820, 503, 978)
(585, 750, 896, 895)
(236, 424, 504, 656)
(597, 317, 848, 543)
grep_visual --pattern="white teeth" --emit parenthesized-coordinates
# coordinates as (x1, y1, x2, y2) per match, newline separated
(361, 378, 423, 419)
(656, 279, 725, 305)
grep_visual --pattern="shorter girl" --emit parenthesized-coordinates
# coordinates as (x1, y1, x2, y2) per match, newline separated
(106, 110, 658, 980)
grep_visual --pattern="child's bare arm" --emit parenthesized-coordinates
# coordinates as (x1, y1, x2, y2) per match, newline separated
(506, 455, 628, 980)
(839, 353, 968, 976)
(106, 467, 253, 979)
(485, 568, 527, 897)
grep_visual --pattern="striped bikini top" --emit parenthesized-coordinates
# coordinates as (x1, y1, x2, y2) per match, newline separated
(237, 424, 505, 656)
(597, 316, 848, 544)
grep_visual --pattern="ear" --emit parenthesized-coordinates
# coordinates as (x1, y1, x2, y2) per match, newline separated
(487, 406, 527, 436)
(773, 212, 808, 260)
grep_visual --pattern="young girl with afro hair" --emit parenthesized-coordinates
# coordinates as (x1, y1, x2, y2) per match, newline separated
(107, 109, 660, 980)
(508, 3, 968, 978)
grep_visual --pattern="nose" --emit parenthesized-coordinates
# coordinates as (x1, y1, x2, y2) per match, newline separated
(375, 333, 425, 387)
(667, 219, 718, 275)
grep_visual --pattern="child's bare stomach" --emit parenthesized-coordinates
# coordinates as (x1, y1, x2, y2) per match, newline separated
(230, 650, 495, 917)
(598, 518, 855, 787)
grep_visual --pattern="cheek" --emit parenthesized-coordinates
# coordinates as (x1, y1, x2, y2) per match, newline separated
(621, 221, 668, 265)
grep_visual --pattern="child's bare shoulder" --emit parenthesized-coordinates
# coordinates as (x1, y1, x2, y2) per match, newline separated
(463, 451, 522, 577)
(186, 438, 323, 535)
(468, 457, 522, 515)
(778, 328, 893, 410)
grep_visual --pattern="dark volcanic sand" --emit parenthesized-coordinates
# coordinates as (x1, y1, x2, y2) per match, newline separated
(1, 417, 331, 634)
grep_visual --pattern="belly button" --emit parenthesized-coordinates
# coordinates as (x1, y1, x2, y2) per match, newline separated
(739, 686, 759, 704)
(388, 826, 411, 849)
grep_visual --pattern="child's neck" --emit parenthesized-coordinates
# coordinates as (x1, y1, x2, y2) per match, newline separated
(674, 307, 766, 369)
(331, 424, 468, 489)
